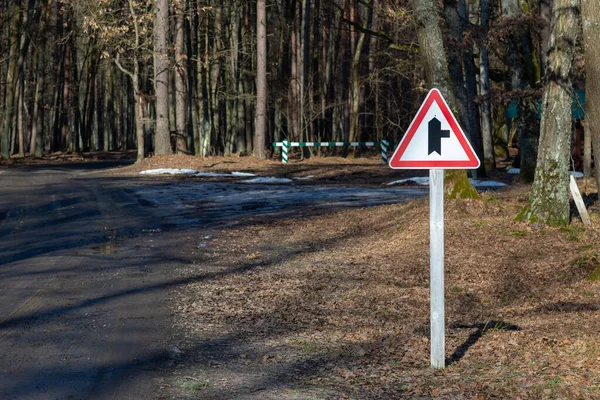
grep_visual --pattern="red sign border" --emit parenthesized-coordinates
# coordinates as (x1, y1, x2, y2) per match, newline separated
(389, 89, 480, 169)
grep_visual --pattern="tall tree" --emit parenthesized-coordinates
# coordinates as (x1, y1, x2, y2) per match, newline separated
(113, 0, 147, 161)
(479, 0, 494, 172)
(412, 0, 479, 199)
(518, 0, 580, 226)
(582, 0, 600, 192)
(154, 0, 172, 155)
(1, 1, 21, 160)
(254, 0, 267, 158)
(174, 1, 188, 154)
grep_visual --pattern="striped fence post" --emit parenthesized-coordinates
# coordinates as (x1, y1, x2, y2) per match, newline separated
(273, 140, 394, 163)
(380, 139, 389, 165)
(282, 139, 289, 163)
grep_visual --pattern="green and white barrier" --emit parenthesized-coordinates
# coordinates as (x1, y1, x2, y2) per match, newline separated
(273, 140, 394, 164)
(380, 139, 389, 165)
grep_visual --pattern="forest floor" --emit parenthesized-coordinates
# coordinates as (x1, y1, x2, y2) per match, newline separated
(5, 152, 600, 398)
(116, 154, 599, 399)
(165, 185, 600, 399)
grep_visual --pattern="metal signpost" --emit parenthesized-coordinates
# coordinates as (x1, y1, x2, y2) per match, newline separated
(389, 88, 480, 369)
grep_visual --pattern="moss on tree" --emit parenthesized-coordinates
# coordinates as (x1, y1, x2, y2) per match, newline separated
(444, 170, 480, 200)
(515, 160, 570, 226)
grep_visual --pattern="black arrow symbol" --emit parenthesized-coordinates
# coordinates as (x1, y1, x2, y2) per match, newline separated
(428, 117, 450, 155)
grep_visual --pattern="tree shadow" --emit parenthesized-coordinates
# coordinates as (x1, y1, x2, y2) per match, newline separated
(446, 321, 521, 366)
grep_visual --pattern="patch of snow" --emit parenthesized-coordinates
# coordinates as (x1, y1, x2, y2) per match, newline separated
(294, 175, 315, 181)
(387, 176, 507, 188)
(241, 177, 293, 184)
(469, 179, 507, 188)
(508, 168, 584, 179)
(386, 177, 430, 186)
(194, 172, 232, 177)
(231, 172, 257, 177)
(140, 168, 198, 176)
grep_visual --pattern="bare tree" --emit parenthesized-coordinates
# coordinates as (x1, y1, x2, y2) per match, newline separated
(412, 0, 479, 199)
(254, 0, 267, 158)
(582, 0, 600, 191)
(154, 0, 172, 155)
(518, 0, 580, 225)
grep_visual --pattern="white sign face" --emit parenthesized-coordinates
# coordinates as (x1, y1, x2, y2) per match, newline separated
(389, 89, 480, 169)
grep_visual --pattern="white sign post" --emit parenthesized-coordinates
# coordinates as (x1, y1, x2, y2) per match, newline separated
(429, 168, 445, 369)
(389, 88, 480, 369)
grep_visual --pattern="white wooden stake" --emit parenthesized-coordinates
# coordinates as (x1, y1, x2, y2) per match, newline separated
(569, 175, 592, 226)
(429, 169, 445, 369)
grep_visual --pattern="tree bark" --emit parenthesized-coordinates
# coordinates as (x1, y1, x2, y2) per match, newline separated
(413, 0, 479, 199)
(1, 1, 21, 159)
(458, 0, 484, 177)
(479, 0, 495, 171)
(518, 0, 580, 226)
(582, 0, 600, 191)
(175, 7, 187, 154)
(254, 0, 267, 158)
(154, 0, 172, 155)
(349, 1, 371, 143)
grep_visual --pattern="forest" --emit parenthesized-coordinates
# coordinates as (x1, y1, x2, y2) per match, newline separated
(0, 0, 598, 184)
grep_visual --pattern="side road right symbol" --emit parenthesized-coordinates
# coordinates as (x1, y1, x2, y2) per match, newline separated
(428, 117, 450, 156)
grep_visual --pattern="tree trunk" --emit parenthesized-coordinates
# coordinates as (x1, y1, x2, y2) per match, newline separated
(31, 52, 43, 157)
(61, 34, 72, 151)
(175, 8, 187, 154)
(289, 4, 300, 142)
(17, 73, 25, 158)
(458, 0, 484, 177)
(518, 0, 580, 226)
(479, 0, 495, 171)
(154, 0, 171, 155)
(412, 0, 479, 199)
(254, 0, 267, 158)
(300, 0, 310, 149)
(582, 0, 600, 191)
(349, 10, 368, 143)
(209, 3, 222, 153)
(1, 1, 21, 160)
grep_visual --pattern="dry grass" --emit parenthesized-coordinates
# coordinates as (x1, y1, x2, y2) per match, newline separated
(171, 175, 600, 399)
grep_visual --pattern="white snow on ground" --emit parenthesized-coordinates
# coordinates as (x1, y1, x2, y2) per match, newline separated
(140, 169, 257, 178)
(231, 172, 257, 177)
(387, 176, 507, 188)
(508, 168, 584, 178)
(241, 177, 293, 184)
(140, 168, 199, 176)
(194, 172, 233, 177)
(469, 179, 508, 187)
(386, 177, 430, 186)
(293, 175, 315, 181)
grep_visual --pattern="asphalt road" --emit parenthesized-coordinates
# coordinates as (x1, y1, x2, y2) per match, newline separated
(0, 162, 426, 399)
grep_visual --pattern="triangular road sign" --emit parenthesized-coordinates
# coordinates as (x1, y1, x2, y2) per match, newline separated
(389, 88, 480, 169)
